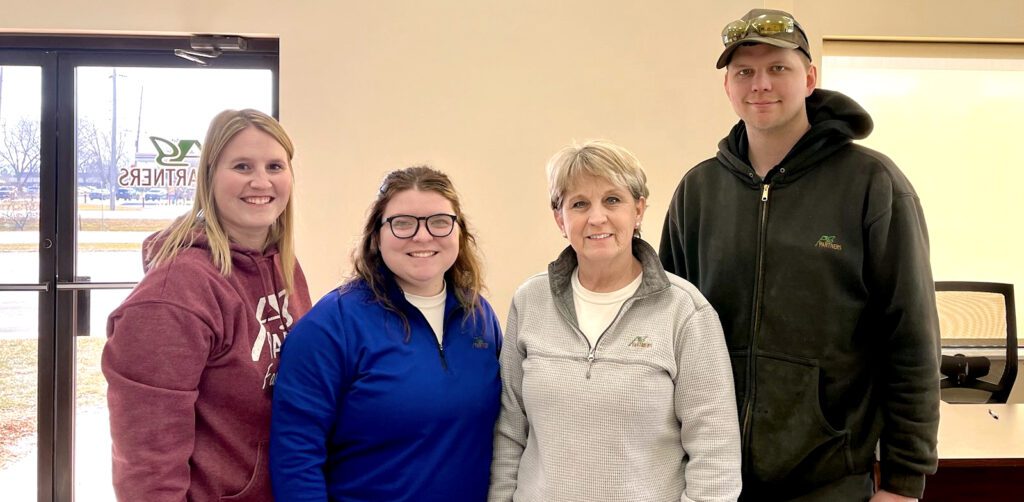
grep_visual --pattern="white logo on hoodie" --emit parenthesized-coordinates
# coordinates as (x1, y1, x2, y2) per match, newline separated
(251, 289, 293, 363)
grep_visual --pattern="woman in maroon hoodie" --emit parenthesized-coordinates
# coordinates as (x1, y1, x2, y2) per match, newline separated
(102, 109, 312, 501)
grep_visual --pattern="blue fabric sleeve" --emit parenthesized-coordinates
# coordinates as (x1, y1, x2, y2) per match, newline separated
(484, 299, 503, 358)
(270, 295, 348, 502)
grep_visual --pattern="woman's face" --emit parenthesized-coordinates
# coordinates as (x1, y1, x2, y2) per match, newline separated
(379, 189, 460, 296)
(211, 126, 291, 250)
(554, 174, 645, 272)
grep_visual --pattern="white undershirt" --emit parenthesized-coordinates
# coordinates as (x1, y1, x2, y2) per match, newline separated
(571, 267, 642, 348)
(405, 283, 447, 344)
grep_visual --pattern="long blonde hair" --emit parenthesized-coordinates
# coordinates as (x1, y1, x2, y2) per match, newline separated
(146, 109, 298, 293)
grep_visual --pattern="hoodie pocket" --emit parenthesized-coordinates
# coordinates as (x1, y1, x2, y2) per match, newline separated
(749, 354, 853, 484)
(221, 440, 269, 501)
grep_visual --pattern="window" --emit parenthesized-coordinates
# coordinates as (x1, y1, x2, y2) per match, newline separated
(0, 35, 277, 502)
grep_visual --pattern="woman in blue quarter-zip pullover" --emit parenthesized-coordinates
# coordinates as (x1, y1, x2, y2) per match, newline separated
(270, 166, 501, 502)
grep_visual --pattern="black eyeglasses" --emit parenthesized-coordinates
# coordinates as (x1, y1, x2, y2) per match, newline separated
(381, 213, 457, 239)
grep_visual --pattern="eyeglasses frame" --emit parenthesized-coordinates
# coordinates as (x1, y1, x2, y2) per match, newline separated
(381, 213, 458, 239)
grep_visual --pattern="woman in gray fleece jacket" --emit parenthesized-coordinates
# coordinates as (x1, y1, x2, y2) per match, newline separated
(488, 140, 741, 502)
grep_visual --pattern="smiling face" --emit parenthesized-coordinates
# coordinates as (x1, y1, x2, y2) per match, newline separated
(379, 188, 460, 296)
(724, 43, 816, 137)
(212, 126, 292, 250)
(554, 174, 646, 273)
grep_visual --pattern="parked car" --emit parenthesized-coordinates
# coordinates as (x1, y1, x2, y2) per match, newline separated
(0, 186, 17, 199)
(88, 189, 111, 201)
(144, 188, 167, 202)
(116, 187, 139, 200)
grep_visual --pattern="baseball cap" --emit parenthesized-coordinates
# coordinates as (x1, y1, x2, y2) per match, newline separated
(716, 9, 811, 69)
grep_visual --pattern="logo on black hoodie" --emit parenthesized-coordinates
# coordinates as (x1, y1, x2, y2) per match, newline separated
(815, 235, 843, 251)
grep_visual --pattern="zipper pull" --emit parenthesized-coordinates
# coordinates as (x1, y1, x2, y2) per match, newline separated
(586, 348, 596, 379)
(436, 340, 448, 371)
(761, 184, 770, 202)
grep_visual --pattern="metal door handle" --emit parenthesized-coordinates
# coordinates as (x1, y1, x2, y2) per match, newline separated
(55, 282, 137, 290)
(0, 283, 50, 291)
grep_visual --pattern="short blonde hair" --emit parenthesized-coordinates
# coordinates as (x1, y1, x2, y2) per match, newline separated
(546, 139, 650, 210)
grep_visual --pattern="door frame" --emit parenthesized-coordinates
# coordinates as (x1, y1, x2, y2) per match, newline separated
(0, 35, 278, 502)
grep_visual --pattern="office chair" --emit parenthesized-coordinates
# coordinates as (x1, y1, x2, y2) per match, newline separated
(936, 281, 1018, 404)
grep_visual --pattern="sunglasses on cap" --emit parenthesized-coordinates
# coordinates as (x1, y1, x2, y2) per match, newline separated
(721, 14, 798, 45)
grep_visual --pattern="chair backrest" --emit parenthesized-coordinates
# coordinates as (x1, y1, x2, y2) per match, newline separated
(935, 281, 1018, 403)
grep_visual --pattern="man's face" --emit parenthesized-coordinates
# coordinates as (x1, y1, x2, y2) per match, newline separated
(724, 43, 816, 136)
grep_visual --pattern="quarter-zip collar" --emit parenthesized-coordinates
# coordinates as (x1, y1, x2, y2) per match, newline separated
(378, 266, 462, 370)
(547, 239, 670, 330)
(380, 266, 462, 324)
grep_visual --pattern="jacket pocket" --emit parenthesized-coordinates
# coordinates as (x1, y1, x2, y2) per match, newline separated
(749, 354, 853, 485)
(221, 440, 270, 501)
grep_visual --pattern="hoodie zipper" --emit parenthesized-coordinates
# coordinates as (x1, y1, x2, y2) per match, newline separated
(741, 182, 771, 466)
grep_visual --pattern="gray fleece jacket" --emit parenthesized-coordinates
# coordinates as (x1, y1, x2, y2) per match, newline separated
(489, 240, 741, 502)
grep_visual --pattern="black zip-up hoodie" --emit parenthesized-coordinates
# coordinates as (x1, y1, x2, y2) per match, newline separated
(660, 89, 940, 500)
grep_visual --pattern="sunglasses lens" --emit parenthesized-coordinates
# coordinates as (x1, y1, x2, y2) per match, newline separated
(749, 15, 795, 37)
(722, 15, 797, 46)
(722, 20, 749, 45)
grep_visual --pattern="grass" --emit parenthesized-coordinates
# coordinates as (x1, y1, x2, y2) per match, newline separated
(0, 216, 164, 251)
(0, 339, 37, 469)
(0, 210, 166, 470)
(0, 218, 166, 233)
(80, 219, 166, 232)
(0, 242, 142, 252)
(0, 335, 107, 469)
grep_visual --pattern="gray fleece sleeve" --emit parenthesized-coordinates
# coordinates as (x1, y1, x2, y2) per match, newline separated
(488, 299, 526, 501)
(674, 301, 742, 502)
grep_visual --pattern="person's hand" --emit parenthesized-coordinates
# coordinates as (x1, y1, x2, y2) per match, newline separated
(870, 489, 917, 502)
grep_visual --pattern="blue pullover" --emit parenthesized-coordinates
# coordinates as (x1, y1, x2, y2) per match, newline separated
(270, 277, 502, 502)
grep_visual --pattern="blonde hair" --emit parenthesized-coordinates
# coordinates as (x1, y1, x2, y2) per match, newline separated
(546, 139, 650, 210)
(146, 109, 298, 293)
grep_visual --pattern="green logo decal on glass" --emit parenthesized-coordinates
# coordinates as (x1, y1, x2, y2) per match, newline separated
(151, 137, 202, 167)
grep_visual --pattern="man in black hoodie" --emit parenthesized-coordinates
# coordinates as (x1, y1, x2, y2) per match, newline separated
(659, 8, 940, 502)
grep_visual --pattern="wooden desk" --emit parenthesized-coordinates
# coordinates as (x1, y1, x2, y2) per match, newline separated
(923, 403, 1024, 501)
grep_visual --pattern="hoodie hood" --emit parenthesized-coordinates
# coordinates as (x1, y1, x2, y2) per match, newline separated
(141, 225, 280, 274)
(717, 88, 874, 186)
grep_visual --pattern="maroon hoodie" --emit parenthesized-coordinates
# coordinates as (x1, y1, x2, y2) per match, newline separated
(102, 231, 312, 501)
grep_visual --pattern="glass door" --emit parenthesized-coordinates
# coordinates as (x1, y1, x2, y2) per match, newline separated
(0, 38, 277, 502)
(0, 56, 51, 502)
(68, 61, 275, 501)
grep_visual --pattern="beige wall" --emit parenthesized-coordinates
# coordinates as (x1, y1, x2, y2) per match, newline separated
(4, 0, 1023, 324)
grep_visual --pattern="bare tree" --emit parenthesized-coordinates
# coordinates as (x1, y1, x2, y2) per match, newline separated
(0, 118, 41, 191)
(0, 66, 5, 122)
(0, 198, 39, 230)
(77, 120, 132, 210)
